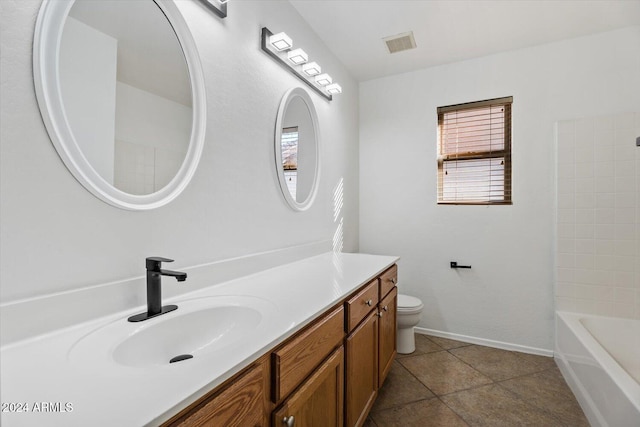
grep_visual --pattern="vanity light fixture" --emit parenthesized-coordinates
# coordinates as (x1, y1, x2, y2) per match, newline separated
(270, 32, 293, 51)
(302, 62, 321, 76)
(261, 27, 341, 101)
(199, 0, 228, 19)
(326, 83, 342, 95)
(315, 74, 332, 86)
(287, 48, 308, 65)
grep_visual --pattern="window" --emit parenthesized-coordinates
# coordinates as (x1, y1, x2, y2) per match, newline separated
(281, 126, 299, 199)
(437, 96, 512, 205)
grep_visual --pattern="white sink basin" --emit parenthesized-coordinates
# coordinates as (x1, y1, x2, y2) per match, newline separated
(114, 306, 261, 367)
(68, 296, 277, 368)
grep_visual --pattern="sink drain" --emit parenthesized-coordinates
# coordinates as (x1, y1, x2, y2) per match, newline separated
(169, 354, 193, 364)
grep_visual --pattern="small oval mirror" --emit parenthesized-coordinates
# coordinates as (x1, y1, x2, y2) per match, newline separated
(274, 88, 320, 211)
(33, 0, 206, 210)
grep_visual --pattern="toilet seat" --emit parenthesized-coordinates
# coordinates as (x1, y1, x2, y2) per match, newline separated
(397, 294, 423, 314)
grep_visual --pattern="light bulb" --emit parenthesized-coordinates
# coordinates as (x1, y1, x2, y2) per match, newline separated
(326, 83, 342, 94)
(315, 73, 332, 86)
(287, 48, 308, 65)
(302, 62, 321, 76)
(269, 32, 292, 51)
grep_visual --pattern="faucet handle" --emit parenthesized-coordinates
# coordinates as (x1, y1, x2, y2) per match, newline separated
(146, 257, 174, 271)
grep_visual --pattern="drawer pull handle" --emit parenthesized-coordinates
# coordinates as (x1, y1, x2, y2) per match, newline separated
(378, 311, 384, 317)
(390, 277, 397, 284)
(383, 305, 388, 311)
(283, 416, 295, 427)
(366, 299, 373, 306)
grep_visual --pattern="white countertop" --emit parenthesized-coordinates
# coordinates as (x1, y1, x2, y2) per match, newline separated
(0, 252, 398, 427)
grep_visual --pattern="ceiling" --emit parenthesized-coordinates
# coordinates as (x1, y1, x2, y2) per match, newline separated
(289, 0, 640, 82)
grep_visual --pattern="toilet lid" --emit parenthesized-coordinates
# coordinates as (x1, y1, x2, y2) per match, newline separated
(398, 294, 422, 309)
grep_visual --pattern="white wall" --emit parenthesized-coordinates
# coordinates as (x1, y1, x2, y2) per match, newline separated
(360, 26, 640, 351)
(556, 113, 640, 319)
(59, 16, 117, 184)
(0, 0, 359, 303)
(114, 81, 192, 194)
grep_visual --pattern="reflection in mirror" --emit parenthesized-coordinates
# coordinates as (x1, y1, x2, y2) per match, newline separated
(275, 88, 319, 211)
(60, 0, 191, 195)
(33, 0, 206, 210)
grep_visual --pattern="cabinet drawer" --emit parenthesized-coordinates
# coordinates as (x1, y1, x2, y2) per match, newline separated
(272, 306, 344, 403)
(165, 358, 268, 427)
(379, 265, 398, 299)
(345, 279, 379, 332)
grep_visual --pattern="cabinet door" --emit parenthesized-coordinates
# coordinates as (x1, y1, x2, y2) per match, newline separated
(167, 359, 268, 427)
(378, 287, 397, 388)
(345, 310, 378, 427)
(273, 346, 344, 427)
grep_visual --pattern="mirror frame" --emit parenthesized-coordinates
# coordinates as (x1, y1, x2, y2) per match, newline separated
(33, 0, 206, 210)
(274, 87, 320, 212)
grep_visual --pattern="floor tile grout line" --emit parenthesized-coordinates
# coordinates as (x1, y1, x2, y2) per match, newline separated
(370, 394, 474, 426)
(492, 369, 585, 426)
(444, 344, 557, 383)
(369, 395, 439, 414)
(493, 382, 570, 426)
(443, 346, 495, 382)
(431, 377, 498, 397)
(397, 356, 497, 399)
(490, 363, 559, 384)
(398, 336, 557, 391)
(392, 358, 440, 398)
(435, 395, 472, 426)
(435, 376, 575, 427)
(396, 341, 563, 401)
(396, 346, 496, 398)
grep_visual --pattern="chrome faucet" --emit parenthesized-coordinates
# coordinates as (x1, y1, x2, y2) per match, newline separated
(128, 257, 187, 322)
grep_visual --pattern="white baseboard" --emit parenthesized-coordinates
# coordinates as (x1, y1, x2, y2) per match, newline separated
(414, 326, 554, 358)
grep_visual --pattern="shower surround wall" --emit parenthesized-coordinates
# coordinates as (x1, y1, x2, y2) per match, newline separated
(556, 113, 640, 318)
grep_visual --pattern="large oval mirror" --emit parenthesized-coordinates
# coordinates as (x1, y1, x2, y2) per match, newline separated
(274, 88, 320, 211)
(33, 0, 206, 210)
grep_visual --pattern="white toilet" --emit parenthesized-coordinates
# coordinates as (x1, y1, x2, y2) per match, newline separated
(397, 293, 424, 354)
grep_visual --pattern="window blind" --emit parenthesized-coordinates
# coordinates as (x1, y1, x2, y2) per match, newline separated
(437, 96, 512, 204)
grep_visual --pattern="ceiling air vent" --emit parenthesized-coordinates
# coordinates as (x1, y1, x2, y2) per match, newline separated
(383, 31, 417, 54)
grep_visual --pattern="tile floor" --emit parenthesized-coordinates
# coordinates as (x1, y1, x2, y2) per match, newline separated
(365, 333, 589, 427)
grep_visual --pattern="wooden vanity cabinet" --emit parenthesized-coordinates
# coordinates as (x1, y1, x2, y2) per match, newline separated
(162, 264, 398, 427)
(345, 266, 398, 427)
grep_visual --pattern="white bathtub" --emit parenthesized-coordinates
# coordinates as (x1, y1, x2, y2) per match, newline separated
(555, 312, 640, 427)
